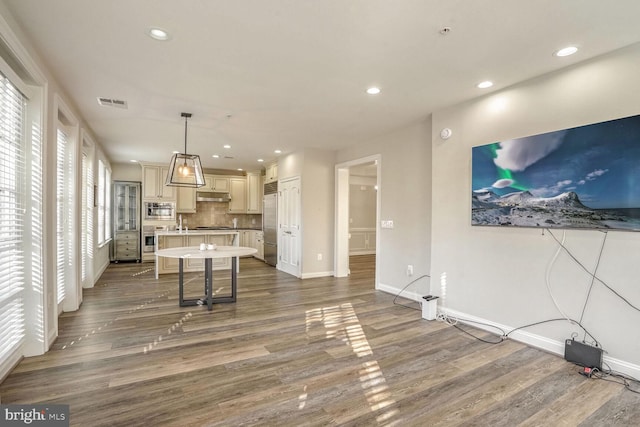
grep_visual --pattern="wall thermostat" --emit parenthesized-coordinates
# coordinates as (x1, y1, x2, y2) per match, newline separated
(440, 128, 453, 140)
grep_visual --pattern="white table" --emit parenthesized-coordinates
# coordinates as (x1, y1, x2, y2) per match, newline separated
(155, 246, 257, 311)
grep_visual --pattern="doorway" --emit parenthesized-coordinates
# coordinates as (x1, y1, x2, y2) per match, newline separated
(334, 155, 381, 287)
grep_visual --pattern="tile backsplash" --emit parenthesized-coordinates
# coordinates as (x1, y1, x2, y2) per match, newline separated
(179, 201, 262, 228)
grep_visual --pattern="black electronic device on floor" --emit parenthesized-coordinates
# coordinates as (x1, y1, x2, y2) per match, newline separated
(564, 338, 603, 370)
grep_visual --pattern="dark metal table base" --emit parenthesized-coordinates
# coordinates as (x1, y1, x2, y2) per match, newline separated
(178, 257, 237, 311)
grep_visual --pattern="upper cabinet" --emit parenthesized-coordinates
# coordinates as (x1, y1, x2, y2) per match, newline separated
(176, 186, 196, 213)
(142, 165, 175, 200)
(265, 162, 278, 183)
(246, 171, 263, 214)
(228, 177, 247, 213)
(203, 174, 230, 192)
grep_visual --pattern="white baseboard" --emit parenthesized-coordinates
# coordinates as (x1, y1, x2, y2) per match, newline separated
(93, 259, 110, 286)
(438, 307, 640, 380)
(301, 271, 333, 279)
(0, 345, 23, 383)
(377, 282, 424, 303)
(349, 250, 376, 256)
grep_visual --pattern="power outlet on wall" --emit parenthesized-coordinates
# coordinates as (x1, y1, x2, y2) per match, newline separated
(407, 265, 413, 276)
(317, 253, 323, 261)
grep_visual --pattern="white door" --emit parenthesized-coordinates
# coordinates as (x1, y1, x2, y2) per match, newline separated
(278, 177, 301, 277)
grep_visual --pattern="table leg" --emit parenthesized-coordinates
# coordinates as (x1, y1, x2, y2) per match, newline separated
(205, 258, 213, 311)
(231, 256, 237, 302)
(178, 258, 185, 306)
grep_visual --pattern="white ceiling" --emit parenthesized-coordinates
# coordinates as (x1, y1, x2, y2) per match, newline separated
(3, 0, 640, 171)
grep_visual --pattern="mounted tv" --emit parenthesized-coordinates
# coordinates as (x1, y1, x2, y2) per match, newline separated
(471, 114, 640, 231)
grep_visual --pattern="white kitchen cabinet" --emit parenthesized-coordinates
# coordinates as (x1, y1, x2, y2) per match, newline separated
(203, 174, 230, 192)
(159, 235, 184, 270)
(246, 171, 263, 213)
(228, 177, 247, 213)
(142, 165, 175, 200)
(176, 186, 196, 213)
(254, 231, 264, 260)
(265, 162, 278, 183)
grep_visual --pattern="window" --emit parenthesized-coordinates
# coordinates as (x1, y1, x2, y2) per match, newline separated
(98, 159, 105, 244)
(0, 72, 26, 365)
(97, 159, 111, 246)
(81, 151, 94, 284)
(56, 127, 73, 304)
(105, 167, 111, 241)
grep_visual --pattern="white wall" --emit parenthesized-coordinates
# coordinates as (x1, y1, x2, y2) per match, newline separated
(112, 162, 142, 182)
(279, 148, 336, 277)
(431, 43, 640, 374)
(337, 119, 432, 297)
(349, 184, 376, 228)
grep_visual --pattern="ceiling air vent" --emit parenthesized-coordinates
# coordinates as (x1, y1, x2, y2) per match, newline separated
(224, 156, 234, 159)
(97, 97, 128, 109)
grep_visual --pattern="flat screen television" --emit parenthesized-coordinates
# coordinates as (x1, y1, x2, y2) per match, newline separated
(471, 114, 640, 231)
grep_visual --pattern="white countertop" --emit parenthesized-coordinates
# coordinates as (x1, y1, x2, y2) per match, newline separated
(156, 245, 257, 259)
(156, 229, 240, 236)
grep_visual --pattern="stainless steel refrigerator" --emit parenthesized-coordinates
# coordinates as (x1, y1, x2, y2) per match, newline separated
(112, 181, 141, 262)
(263, 182, 278, 266)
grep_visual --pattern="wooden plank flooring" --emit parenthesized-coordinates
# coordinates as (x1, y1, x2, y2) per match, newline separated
(1, 255, 639, 426)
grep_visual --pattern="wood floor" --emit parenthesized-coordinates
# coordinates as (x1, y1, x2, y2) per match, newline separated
(1, 255, 639, 426)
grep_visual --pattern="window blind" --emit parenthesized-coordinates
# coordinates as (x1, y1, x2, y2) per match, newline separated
(105, 167, 111, 241)
(98, 160, 105, 244)
(56, 128, 68, 304)
(0, 73, 26, 364)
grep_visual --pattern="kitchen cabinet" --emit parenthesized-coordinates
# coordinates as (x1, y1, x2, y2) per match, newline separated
(176, 186, 196, 213)
(156, 231, 237, 274)
(265, 162, 278, 183)
(228, 177, 247, 213)
(246, 171, 263, 214)
(113, 181, 141, 262)
(160, 235, 184, 270)
(254, 231, 264, 261)
(203, 174, 230, 192)
(142, 165, 175, 200)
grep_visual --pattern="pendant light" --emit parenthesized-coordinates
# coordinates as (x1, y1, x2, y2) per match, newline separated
(165, 112, 205, 187)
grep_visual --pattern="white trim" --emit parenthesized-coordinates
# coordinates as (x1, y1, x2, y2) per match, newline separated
(93, 257, 110, 286)
(378, 282, 423, 302)
(0, 345, 23, 383)
(349, 250, 376, 256)
(438, 306, 640, 380)
(301, 271, 333, 279)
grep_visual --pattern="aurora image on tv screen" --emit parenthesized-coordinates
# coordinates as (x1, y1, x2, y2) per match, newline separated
(471, 114, 640, 231)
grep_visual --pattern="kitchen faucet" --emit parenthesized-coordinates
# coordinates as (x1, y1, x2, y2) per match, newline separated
(178, 214, 183, 232)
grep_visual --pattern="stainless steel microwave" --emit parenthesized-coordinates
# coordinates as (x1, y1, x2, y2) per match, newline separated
(144, 202, 175, 220)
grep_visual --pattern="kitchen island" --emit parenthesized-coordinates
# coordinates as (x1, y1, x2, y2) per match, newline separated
(155, 229, 240, 278)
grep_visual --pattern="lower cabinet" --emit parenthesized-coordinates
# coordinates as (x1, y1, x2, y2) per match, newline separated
(157, 233, 236, 274)
(114, 231, 141, 262)
(254, 231, 264, 261)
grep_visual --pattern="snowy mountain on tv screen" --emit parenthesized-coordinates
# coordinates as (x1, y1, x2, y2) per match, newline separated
(471, 190, 635, 229)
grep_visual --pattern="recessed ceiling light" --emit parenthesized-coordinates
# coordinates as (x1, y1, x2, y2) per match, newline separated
(366, 87, 381, 95)
(212, 154, 220, 158)
(477, 81, 494, 89)
(147, 27, 170, 41)
(274, 149, 282, 154)
(129, 159, 138, 163)
(237, 168, 243, 171)
(257, 159, 264, 163)
(555, 46, 578, 57)
(223, 144, 231, 149)
(172, 150, 180, 154)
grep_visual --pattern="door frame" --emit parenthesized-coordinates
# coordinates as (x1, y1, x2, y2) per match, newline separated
(334, 155, 381, 287)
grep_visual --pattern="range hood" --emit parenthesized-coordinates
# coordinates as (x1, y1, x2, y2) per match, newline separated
(196, 191, 231, 202)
